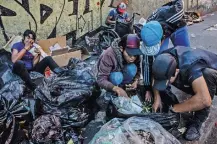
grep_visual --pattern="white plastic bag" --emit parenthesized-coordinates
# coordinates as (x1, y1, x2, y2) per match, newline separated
(90, 117, 181, 144)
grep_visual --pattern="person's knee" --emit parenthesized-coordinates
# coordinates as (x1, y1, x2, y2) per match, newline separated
(109, 72, 124, 86)
(122, 63, 137, 83)
(44, 56, 53, 62)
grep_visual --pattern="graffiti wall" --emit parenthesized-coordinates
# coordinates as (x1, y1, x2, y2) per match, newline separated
(0, 0, 125, 47)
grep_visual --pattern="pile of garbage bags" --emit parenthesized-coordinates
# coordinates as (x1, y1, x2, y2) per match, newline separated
(0, 49, 182, 143)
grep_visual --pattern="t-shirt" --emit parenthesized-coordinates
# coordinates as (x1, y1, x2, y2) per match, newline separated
(173, 60, 207, 95)
(108, 9, 128, 22)
(12, 42, 34, 70)
(164, 46, 217, 94)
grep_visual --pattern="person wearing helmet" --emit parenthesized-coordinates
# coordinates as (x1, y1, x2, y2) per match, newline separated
(97, 34, 141, 97)
(147, 0, 190, 52)
(105, 2, 130, 27)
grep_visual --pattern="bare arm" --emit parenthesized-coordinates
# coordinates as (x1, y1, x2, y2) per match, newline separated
(173, 76, 212, 113)
(11, 48, 27, 63)
(11, 40, 33, 63)
(106, 16, 116, 24)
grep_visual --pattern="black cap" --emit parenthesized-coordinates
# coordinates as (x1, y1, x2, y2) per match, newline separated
(152, 53, 177, 91)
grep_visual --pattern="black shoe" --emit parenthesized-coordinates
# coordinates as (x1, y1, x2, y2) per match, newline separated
(184, 123, 201, 141)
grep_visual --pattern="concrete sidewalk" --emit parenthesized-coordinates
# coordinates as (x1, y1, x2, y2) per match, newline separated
(171, 12, 217, 144)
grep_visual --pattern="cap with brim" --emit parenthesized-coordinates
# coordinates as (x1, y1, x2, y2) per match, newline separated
(126, 47, 142, 56)
(141, 42, 160, 56)
(118, 8, 126, 13)
(153, 79, 168, 91)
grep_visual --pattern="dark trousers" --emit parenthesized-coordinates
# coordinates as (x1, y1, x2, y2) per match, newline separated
(161, 68, 217, 126)
(13, 56, 59, 90)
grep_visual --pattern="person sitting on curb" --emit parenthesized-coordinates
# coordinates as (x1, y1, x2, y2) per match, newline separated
(106, 2, 130, 27)
(11, 29, 64, 91)
(151, 46, 217, 141)
(97, 34, 141, 98)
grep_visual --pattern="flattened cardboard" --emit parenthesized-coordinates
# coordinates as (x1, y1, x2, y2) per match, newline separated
(38, 36, 90, 67)
(68, 47, 90, 60)
(52, 50, 82, 66)
(38, 36, 66, 54)
(51, 48, 68, 56)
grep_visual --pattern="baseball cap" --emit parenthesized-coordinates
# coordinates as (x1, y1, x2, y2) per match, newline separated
(125, 34, 141, 56)
(141, 21, 163, 56)
(117, 2, 127, 13)
(152, 53, 177, 91)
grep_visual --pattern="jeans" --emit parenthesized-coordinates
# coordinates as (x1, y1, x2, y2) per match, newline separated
(13, 56, 59, 90)
(110, 63, 137, 86)
(161, 68, 217, 126)
(159, 26, 191, 53)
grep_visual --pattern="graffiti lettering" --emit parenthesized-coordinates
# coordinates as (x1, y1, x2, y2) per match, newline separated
(0, 0, 116, 47)
(40, 4, 53, 24)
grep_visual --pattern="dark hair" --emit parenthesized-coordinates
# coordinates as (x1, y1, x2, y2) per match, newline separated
(118, 34, 128, 49)
(23, 29, 36, 40)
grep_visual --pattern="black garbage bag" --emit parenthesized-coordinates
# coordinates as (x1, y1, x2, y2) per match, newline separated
(0, 49, 12, 65)
(31, 114, 64, 143)
(0, 63, 22, 90)
(0, 80, 24, 101)
(89, 117, 181, 144)
(0, 97, 32, 144)
(34, 59, 97, 128)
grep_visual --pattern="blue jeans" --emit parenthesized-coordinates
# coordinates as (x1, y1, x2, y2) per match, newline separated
(159, 26, 190, 53)
(110, 63, 137, 86)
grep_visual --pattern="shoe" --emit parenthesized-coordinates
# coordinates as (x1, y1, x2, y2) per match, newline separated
(184, 123, 200, 141)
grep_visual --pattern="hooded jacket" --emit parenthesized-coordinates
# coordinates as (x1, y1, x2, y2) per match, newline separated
(147, 0, 186, 38)
(97, 39, 140, 91)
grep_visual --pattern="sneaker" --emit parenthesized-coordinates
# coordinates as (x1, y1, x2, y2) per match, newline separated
(184, 123, 200, 141)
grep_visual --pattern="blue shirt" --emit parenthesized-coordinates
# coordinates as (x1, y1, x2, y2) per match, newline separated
(108, 9, 128, 22)
(12, 42, 34, 70)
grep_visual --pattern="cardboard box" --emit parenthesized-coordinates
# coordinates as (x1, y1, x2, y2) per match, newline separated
(38, 36, 90, 67)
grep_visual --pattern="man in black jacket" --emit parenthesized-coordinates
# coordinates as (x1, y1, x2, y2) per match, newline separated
(152, 47, 217, 141)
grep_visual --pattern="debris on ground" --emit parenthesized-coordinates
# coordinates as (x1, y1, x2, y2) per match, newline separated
(89, 117, 181, 144)
(206, 24, 217, 31)
(0, 37, 185, 144)
(184, 11, 204, 26)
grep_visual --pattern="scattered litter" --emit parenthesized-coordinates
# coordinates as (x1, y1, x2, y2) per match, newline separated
(139, 17, 147, 25)
(178, 127, 187, 134)
(184, 11, 204, 26)
(191, 33, 196, 38)
(206, 24, 217, 31)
